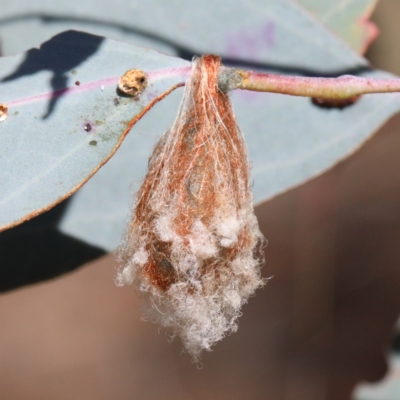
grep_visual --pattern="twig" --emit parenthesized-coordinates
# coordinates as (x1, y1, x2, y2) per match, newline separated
(219, 68, 400, 99)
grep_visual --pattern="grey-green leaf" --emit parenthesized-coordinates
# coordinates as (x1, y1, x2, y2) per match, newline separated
(296, 0, 378, 53)
(0, 30, 189, 231)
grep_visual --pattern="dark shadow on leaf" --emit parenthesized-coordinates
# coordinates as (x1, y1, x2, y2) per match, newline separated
(392, 332, 400, 353)
(0, 13, 372, 78)
(1, 30, 104, 118)
(0, 198, 105, 292)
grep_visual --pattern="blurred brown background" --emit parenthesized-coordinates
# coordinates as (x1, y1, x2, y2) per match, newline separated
(2, 1, 400, 399)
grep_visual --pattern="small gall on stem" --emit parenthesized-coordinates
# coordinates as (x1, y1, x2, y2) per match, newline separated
(118, 69, 148, 96)
(312, 96, 360, 109)
(0, 104, 8, 122)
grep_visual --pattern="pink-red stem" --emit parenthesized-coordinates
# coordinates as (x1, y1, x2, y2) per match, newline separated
(235, 70, 400, 99)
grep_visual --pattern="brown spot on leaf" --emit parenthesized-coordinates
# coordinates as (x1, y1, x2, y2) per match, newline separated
(118, 69, 147, 96)
(0, 104, 8, 122)
(84, 123, 92, 132)
(75, 81, 80, 86)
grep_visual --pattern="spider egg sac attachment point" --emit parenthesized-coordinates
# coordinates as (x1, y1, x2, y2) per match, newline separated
(117, 55, 266, 360)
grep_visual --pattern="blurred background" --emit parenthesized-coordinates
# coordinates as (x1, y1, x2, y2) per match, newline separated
(1, 1, 400, 399)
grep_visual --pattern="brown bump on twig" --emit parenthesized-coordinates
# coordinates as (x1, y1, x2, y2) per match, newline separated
(312, 95, 361, 109)
(118, 69, 148, 96)
(0, 104, 8, 122)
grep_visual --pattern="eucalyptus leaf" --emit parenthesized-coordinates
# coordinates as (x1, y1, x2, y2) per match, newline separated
(0, 0, 370, 71)
(296, 0, 378, 53)
(0, 30, 190, 231)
